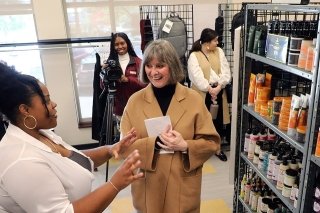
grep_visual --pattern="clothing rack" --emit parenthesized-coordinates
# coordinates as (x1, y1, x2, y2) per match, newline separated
(139, 4, 194, 57)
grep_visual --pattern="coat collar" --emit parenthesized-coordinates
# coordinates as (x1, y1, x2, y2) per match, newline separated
(142, 83, 186, 129)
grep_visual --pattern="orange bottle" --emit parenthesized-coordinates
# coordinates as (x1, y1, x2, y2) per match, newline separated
(315, 128, 320, 157)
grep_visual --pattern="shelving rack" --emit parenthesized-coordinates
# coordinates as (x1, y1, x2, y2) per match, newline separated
(234, 4, 320, 213)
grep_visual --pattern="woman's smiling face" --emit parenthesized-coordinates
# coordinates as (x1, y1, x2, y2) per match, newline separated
(145, 57, 170, 88)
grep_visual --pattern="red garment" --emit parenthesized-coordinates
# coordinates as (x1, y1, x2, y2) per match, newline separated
(114, 56, 146, 116)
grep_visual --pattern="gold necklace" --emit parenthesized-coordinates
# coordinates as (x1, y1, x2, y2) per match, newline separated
(40, 135, 60, 154)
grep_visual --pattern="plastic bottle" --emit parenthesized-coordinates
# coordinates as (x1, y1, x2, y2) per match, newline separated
(244, 128, 252, 154)
(259, 128, 268, 141)
(254, 141, 262, 165)
(267, 129, 276, 143)
(315, 128, 320, 157)
(305, 38, 316, 72)
(240, 174, 247, 199)
(244, 177, 252, 203)
(267, 150, 277, 179)
(251, 186, 259, 211)
(276, 157, 289, 190)
(272, 154, 283, 182)
(249, 128, 260, 160)
(289, 157, 299, 171)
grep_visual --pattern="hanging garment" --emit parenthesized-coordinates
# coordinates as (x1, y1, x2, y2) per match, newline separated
(215, 15, 224, 48)
(140, 16, 154, 53)
(215, 15, 224, 36)
(91, 53, 106, 141)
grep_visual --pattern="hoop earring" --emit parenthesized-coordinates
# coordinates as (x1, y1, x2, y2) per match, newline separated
(23, 115, 37, 130)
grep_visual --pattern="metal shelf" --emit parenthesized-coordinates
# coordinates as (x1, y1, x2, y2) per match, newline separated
(235, 3, 320, 213)
(311, 155, 320, 167)
(243, 105, 305, 152)
(238, 196, 253, 213)
(246, 52, 313, 81)
(241, 153, 296, 212)
(247, 4, 320, 13)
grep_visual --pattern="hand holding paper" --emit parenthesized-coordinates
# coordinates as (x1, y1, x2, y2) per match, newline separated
(158, 128, 188, 152)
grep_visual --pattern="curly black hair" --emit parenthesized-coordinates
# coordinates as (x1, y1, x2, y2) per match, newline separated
(0, 61, 48, 124)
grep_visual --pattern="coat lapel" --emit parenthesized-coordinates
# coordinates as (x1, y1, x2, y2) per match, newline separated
(142, 83, 186, 128)
(166, 84, 186, 129)
(142, 84, 163, 118)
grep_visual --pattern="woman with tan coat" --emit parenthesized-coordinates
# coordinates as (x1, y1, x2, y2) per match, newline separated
(120, 40, 221, 213)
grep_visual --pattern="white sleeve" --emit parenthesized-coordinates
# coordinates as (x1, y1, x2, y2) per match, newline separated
(217, 48, 232, 88)
(2, 159, 74, 213)
(187, 53, 210, 92)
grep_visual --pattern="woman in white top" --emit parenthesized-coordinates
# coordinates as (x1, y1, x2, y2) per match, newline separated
(0, 61, 143, 213)
(187, 28, 231, 162)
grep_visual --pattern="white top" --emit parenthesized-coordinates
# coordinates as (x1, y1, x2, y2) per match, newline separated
(187, 48, 231, 92)
(118, 52, 130, 74)
(0, 124, 94, 213)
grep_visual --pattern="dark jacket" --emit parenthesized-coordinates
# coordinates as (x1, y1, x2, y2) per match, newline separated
(114, 56, 145, 116)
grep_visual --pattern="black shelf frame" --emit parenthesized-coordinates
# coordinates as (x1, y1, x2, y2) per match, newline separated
(235, 3, 320, 213)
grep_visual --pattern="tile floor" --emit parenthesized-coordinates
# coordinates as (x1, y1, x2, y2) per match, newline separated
(92, 151, 234, 213)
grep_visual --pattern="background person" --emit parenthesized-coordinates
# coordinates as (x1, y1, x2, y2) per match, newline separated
(104, 32, 146, 117)
(0, 61, 143, 213)
(120, 39, 221, 213)
(187, 28, 231, 162)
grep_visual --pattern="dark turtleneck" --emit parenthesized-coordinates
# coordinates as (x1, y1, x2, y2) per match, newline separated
(152, 84, 176, 115)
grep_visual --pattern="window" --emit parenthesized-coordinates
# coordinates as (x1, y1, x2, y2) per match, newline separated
(64, 0, 142, 125)
(0, 1, 44, 83)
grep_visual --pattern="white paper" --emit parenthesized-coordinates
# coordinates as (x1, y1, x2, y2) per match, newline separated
(162, 19, 173, 33)
(144, 116, 171, 137)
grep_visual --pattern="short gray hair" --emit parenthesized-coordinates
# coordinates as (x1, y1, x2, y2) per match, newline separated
(139, 39, 185, 84)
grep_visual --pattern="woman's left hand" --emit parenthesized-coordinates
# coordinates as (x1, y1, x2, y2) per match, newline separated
(158, 127, 188, 152)
(110, 128, 137, 159)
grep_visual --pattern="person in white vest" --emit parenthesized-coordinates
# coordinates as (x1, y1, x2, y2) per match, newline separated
(188, 28, 232, 162)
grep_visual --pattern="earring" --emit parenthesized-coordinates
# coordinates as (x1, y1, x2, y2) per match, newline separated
(206, 46, 210, 50)
(23, 115, 37, 130)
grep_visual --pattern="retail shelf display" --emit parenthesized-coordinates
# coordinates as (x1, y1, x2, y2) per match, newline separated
(234, 3, 320, 213)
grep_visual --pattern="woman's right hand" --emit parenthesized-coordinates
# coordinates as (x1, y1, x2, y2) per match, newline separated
(109, 150, 144, 191)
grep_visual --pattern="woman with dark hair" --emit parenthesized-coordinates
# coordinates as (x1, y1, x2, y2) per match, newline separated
(188, 28, 231, 162)
(104, 32, 146, 117)
(120, 39, 221, 213)
(0, 61, 143, 212)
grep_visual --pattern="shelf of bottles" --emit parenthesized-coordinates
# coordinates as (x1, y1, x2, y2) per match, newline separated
(235, 3, 320, 213)
(243, 105, 304, 152)
(240, 153, 296, 212)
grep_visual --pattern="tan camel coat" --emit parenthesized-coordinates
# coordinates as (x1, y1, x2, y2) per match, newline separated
(121, 83, 221, 213)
